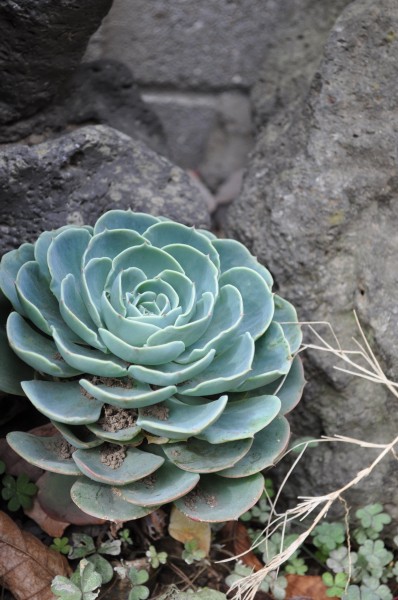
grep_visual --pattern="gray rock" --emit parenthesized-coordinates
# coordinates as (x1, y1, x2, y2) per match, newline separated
(0, 125, 210, 255)
(143, 90, 253, 189)
(0, 60, 166, 155)
(85, 0, 275, 90)
(0, 0, 112, 126)
(225, 0, 398, 518)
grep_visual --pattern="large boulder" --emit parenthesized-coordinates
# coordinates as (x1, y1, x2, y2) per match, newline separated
(0, 0, 112, 126)
(225, 0, 398, 517)
(0, 125, 210, 255)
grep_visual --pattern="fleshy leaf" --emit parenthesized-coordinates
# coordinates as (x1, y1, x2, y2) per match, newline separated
(15, 261, 69, 337)
(71, 477, 158, 521)
(21, 380, 103, 425)
(146, 292, 214, 348)
(174, 473, 265, 522)
(7, 312, 81, 377)
(83, 228, 146, 265)
(48, 227, 91, 300)
(81, 258, 112, 327)
(273, 295, 302, 354)
(86, 422, 142, 443)
(175, 285, 243, 365)
(38, 473, 104, 525)
(79, 378, 176, 409)
(233, 356, 305, 415)
(120, 461, 200, 506)
(144, 221, 220, 268)
(108, 267, 146, 314)
(94, 210, 159, 235)
(60, 274, 106, 350)
(212, 238, 273, 287)
(163, 437, 253, 473)
(219, 267, 274, 340)
(100, 291, 159, 346)
(110, 245, 184, 284)
(51, 422, 103, 449)
(0, 243, 35, 315)
(72, 447, 164, 485)
(177, 333, 254, 396)
(233, 322, 291, 392)
(197, 395, 281, 443)
(52, 326, 128, 377)
(128, 348, 215, 386)
(218, 416, 290, 477)
(0, 328, 34, 395)
(157, 270, 196, 324)
(137, 395, 228, 440)
(7, 432, 81, 475)
(98, 328, 185, 365)
(163, 244, 218, 301)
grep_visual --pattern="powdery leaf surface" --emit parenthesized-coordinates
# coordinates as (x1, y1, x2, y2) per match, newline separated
(0, 510, 71, 600)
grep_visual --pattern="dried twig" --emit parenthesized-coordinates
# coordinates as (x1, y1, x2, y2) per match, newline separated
(226, 313, 398, 600)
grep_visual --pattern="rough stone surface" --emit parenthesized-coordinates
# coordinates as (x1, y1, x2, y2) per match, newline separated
(250, 0, 352, 128)
(225, 0, 398, 517)
(0, 60, 166, 155)
(85, 0, 274, 90)
(0, 0, 112, 126)
(0, 125, 210, 255)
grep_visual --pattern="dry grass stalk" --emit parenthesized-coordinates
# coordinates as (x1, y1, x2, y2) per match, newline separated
(226, 312, 398, 600)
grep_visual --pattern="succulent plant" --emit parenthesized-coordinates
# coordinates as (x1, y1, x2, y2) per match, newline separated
(0, 210, 305, 522)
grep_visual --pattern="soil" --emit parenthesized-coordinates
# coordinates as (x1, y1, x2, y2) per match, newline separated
(48, 437, 75, 460)
(99, 405, 137, 432)
(100, 443, 127, 469)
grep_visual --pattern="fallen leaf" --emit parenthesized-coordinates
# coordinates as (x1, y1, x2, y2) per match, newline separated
(220, 521, 263, 571)
(0, 510, 71, 600)
(286, 574, 337, 600)
(143, 508, 168, 540)
(169, 505, 211, 554)
(25, 496, 70, 538)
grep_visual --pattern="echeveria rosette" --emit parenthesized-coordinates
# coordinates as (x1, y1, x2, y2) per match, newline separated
(0, 210, 305, 522)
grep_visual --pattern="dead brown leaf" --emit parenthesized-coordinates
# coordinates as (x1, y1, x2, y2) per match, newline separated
(220, 521, 263, 571)
(0, 510, 71, 600)
(143, 508, 168, 540)
(286, 574, 338, 600)
(25, 496, 70, 538)
(169, 505, 211, 554)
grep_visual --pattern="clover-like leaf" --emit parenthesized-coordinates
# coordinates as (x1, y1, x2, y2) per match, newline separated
(313, 522, 345, 554)
(1, 472, 38, 511)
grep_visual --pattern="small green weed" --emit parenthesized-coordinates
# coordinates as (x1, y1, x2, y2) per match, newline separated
(1, 473, 37, 511)
(146, 544, 168, 569)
